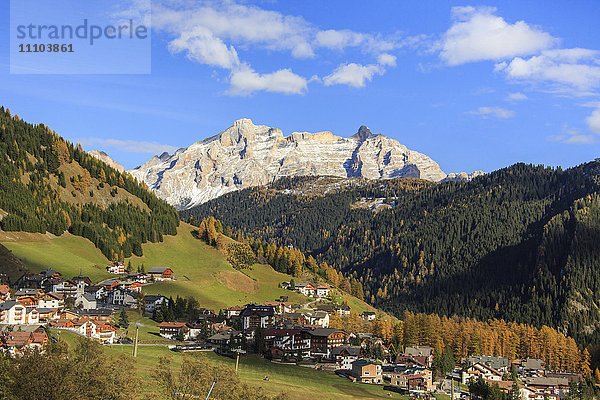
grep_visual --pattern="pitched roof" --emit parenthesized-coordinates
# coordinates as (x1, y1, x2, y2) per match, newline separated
(147, 266, 171, 274)
(352, 359, 377, 367)
(332, 345, 361, 357)
(15, 288, 40, 296)
(3, 331, 32, 347)
(240, 305, 275, 318)
(158, 322, 187, 328)
(0, 301, 22, 310)
(309, 328, 345, 337)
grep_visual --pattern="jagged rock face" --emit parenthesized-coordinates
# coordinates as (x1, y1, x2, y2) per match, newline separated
(129, 119, 449, 209)
(89, 150, 125, 173)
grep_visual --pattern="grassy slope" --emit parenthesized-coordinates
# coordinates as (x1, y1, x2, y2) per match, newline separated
(53, 330, 404, 400)
(0, 223, 307, 309)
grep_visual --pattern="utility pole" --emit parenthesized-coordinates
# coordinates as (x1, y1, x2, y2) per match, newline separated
(133, 325, 139, 357)
(451, 376, 455, 400)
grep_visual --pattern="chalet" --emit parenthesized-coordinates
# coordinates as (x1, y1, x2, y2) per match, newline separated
(1, 331, 47, 354)
(40, 269, 62, 280)
(158, 322, 189, 339)
(38, 292, 63, 309)
(15, 294, 37, 307)
(468, 356, 510, 372)
(404, 346, 434, 367)
(360, 311, 376, 321)
(294, 283, 316, 297)
(462, 362, 503, 385)
(25, 307, 40, 324)
(264, 302, 293, 314)
(145, 295, 169, 313)
(332, 345, 362, 369)
(225, 306, 245, 318)
(14, 273, 46, 289)
(208, 331, 242, 356)
(351, 359, 382, 384)
(36, 307, 56, 322)
(125, 282, 142, 292)
(107, 262, 125, 274)
(85, 285, 106, 300)
(77, 308, 112, 321)
(282, 312, 309, 326)
(315, 285, 331, 298)
(0, 285, 10, 301)
(524, 376, 569, 399)
(75, 293, 98, 309)
(52, 279, 87, 297)
(49, 318, 75, 329)
(336, 304, 351, 316)
(0, 301, 27, 324)
(307, 311, 330, 328)
(308, 328, 348, 358)
(147, 267, 174, 281)
(90, 320, 117, 344)
(395, 354, 428, 367)
(265, 328, 312, 358)
(240, 305, 275, 330)
(15, 288, 44, 300)
(107, 288, 137, 307)
(390, 366, 434, 392)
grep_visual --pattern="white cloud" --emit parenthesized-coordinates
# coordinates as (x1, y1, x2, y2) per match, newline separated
(323, 63, 383, 88)
(587, 106, 600, 134)
(78, 138, 178, 154)
(438, 6, 557, 66)
(228, 65, 308, 96)
(378, 53, 397, 67)
(115, 0, 406, 94)
(563, 134, 595, 144)
(168, 27, 240, 69)
(506, 92, 528, 101)
(467, 106, 515, 119)
(497, 48, 600, 93)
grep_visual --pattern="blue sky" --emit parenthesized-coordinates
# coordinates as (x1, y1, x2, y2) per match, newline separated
(1, 0, 599, 174)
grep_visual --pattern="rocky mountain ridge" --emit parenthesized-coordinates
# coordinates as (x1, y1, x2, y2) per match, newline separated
(129, 119, 481, 209)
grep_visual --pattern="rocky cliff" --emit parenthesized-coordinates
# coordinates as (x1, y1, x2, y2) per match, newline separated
(129, 119, 467, 209)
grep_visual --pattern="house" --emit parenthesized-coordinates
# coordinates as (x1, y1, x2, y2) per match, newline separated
(0, 285, 10, 301)
(145, 295, 169, 313)
(85, 285, 106, 300)
(13, 273, 46, 289)
(390, 366, 434, 392)
(315, 285, 331, 298)
(264, 302, 293, 314)
(52, 279, 87, 297)
(25, 307, 40, 324)
(77, 308, 113, 321)
(240, 305, 275, 330)
(524, 376, 569, 400)
(462, 362, 503, 385)
(1, 330, 48, 354)
(403, 346, 434, 367)
(308, 328, 349, 358)
(283, 312, 309, 326)
(14, 288, 44, 300)
(36, 307, 57, 322)
(208, 331, 242, 356)
(107, 288, 138, 307)
(125, 282, 142, 292)
(107, 262, 125, 274)
(351, 359, 382, 384)
(147, 267, 174, 281)
(225, 306, 245, 318)
(294, 283, 316, 297)
(468, 356, 510, 372)
(0, 301, 27, 324)
(40, 269, 62, 280)
(265, 328, 312, 358)
(332, 345, 362, 369)
(336, 304, 351, 316)
(38, 292, 63, 309)
(158, 322, 189, 339)
(360, 311, 376, 321)
(75, 293, 98, 309)
(307, 310, 330, 328)
(89, 320, 117, 344)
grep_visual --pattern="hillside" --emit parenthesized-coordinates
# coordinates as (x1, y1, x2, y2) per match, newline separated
(1, 221, 376, 313)
(182, 161, 600, 345)
(0, 243, 29, 283)
(0, 107, 179, 261)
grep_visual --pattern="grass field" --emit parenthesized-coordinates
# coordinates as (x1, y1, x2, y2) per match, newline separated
(0, 223, 308, 310)
(53, 329, 406, 400)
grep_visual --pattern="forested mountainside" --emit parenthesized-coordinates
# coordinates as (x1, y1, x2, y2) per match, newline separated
(0, 107, 179, 260)
(182, 162, 600, 345)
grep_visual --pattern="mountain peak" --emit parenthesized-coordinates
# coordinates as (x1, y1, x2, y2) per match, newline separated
(354, 125, 374, 141)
